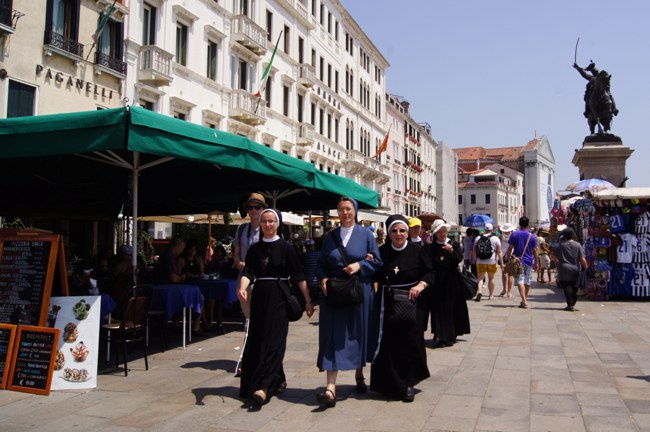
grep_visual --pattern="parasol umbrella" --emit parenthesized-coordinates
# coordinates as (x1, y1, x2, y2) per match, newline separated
(566, 178, 616, 193)
(462, 214, 494, 228)
(417, 212, 444, 229)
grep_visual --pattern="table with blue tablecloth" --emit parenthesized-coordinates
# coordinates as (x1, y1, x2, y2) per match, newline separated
(195, 279, 239, 328)
(150, 284, 203, 349)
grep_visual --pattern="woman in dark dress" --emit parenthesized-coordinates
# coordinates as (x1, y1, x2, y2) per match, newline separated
(428, 219, 470, 347)
(371, 215, 433, 402)
(237, 208, 314, 406)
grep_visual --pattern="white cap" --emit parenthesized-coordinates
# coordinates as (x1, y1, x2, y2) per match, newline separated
(484, 223, 493, 231)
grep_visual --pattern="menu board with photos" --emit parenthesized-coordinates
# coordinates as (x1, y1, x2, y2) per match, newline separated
(7, 326, 59, 395)
(0, 234, 66, 326)
(0, 324, 17, 389)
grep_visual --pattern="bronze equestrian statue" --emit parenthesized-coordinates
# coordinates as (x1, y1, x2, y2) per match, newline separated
(573, 62, 619, 137)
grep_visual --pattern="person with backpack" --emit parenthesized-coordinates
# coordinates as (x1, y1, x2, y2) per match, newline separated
(472, 223, 503, 301)
(505, 217, 539, 309)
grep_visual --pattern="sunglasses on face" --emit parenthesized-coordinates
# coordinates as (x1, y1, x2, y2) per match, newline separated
(391, 229, 407, 233)
(247, 205, 263, 211)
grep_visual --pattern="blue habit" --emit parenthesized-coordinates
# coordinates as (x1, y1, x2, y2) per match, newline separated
(316, 225, 383, 371)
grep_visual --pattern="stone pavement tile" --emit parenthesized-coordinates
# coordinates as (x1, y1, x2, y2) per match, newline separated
(531, 366, 571, 382)
(422, 415, 477, 432)
(431, 394, 482, 419)
(494, 355, 530, 372)
(624, 399, 650, 414)
(608, 367, 645, 377)
(530, 414, 586, 432)
(530, 394, 580, 415)
(583, 414, 639, 432)
(531, 344, 564, 357)
(569, 371, 607, 383)
(498, 343, 530, 358)
(483, 385, 529, 411)
(490, 368, 529, 387)
(475, 408, 529, 432)
(531, 379, 574, 395)
(572, 380, 618, 395)
(353, 399, 431, 432)
(443, 377, 490, 398)
(575, 392, 627, 408)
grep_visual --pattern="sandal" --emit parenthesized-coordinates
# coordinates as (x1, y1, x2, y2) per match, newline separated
(316, 388, 336, 407)
(518, 302, 528, 309)
(355, 377, 368, 394)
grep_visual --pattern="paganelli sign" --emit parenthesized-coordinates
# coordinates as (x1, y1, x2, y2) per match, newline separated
(35, 65, 119, 101)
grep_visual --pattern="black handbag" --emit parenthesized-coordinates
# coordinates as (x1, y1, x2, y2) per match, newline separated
(326, 275, 363, 307)
(459, 266, 479, 300)
(386, 287, 417, 325)
(277, 279, 303, 322)
(325, 233, 364, 307)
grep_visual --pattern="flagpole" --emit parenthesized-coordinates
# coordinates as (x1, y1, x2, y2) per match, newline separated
(254, 31, 283, 115)
(86, 0, 118, 61)
(373, 124, 392, 160)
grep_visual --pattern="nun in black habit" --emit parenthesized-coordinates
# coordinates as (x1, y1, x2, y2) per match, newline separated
(370, 214, 433, 402)
(237, 208, 314, 406)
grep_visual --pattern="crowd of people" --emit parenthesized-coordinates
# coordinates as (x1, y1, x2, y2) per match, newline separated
(84, 192, 586, 410)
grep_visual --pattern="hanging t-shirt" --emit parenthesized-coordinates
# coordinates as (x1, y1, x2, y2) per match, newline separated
(610, 214, 626, 233)
(634, 211, 650, 235)
(631, 262, 650, 297)
(616, 233, 638, 264)
(632, 234, 650, 264)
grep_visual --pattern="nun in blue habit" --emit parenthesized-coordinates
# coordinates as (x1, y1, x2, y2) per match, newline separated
(315, 196, 383, 408)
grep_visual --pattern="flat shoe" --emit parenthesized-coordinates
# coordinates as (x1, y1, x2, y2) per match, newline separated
(475, 293, 482, 302)
(316, 388, 336, 407)
(252, 389, 267, 406)
(519, 302, 528, 309)
(355, 377, 368, 394)
(402, 386, 415, 402)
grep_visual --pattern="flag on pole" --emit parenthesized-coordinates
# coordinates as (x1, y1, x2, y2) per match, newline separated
(372, 125, 392, 159)
(254, 31, 282, 98)
(92, 0, 118, 43)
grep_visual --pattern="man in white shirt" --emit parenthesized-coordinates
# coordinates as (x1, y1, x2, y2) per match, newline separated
(472, 223, 503, 301)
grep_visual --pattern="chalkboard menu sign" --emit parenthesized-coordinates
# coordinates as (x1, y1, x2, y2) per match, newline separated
(0, 323, 17, 389)
(0, 235, 60, 326)
(7, 325, 59, 395)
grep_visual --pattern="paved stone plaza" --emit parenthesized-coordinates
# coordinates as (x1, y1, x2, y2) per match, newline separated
(1, 282, 649, 432)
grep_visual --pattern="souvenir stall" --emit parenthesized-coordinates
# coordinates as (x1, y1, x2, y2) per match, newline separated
(582, 188, 650, 300)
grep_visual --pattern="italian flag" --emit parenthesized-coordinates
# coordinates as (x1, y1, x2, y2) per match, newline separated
(254, 32, 282, 98)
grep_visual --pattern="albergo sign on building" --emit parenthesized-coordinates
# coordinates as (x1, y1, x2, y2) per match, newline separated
(35, 65, 119, 100)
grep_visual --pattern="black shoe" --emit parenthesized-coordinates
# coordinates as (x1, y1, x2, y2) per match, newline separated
(475, 293, 482, 302)
(355, 377, 368, 394)
(316, 389, 336, 407)
(432, 339, 453, 349)
(402, 386, 415, 402)
(252, 389, 267, 406)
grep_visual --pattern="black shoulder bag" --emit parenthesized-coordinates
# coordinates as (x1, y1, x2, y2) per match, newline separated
(325, 233, 364, 307)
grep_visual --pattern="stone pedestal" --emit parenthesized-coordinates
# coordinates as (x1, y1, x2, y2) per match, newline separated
(571, 138, 633, 187)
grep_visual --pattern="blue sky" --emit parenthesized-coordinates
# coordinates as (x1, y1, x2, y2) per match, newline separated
(340, 0, 649, 192)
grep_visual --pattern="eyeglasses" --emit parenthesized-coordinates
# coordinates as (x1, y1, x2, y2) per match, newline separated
(391, 229, 407, 233)
(246, 205, 263, 211)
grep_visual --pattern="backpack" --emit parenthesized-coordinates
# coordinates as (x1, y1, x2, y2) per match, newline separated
(476, 235, 494, 260)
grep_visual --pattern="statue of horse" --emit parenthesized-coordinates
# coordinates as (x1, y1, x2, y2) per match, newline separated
(587, 71, 618, 134)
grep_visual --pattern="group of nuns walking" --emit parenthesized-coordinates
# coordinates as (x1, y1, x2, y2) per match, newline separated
(237, 197, 470, 408)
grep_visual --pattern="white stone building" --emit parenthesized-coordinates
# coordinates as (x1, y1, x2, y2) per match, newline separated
(435, 140, 459, 222)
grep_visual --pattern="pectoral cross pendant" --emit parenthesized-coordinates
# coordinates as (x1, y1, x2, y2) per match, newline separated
(393, 266, 400, 274)
(263, 257, 270, 267)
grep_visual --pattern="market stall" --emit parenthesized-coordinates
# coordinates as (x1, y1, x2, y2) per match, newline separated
(575, 188, 650, 300)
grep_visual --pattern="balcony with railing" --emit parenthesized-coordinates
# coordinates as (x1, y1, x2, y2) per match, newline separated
(231, 15, 267, 55)
(43, 30, 84, 59)
(0, 3, 22, 34)
(95, 51, 127, 77)
(344, 150, 390, 183)
(229, 89, 266, 126)
(297, 123, 314, 145)
(298, 63, 315, 88)
(138, 45, 173, 86)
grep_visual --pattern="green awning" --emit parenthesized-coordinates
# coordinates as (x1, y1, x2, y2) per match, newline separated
(0, 106, 378, 217)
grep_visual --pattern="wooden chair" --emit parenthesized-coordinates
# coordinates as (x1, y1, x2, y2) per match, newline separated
(102, 284, 152, 376)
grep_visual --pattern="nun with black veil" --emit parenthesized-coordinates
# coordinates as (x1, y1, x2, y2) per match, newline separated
(370, 214, 433, 402)
(237, 208, 314, 407)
